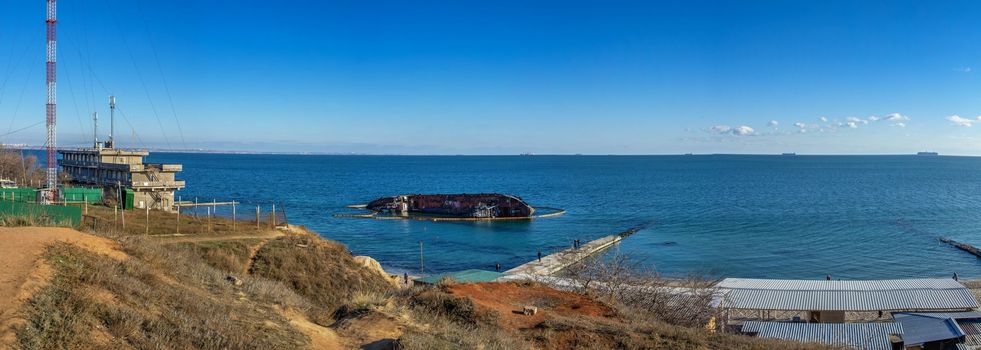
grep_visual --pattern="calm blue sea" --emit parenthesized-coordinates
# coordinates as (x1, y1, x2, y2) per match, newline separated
(134, 154, 981, 279)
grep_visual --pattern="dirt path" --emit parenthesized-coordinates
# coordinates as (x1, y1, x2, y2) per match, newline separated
(0, 227, 126, 346)
(280, 308, 344, 350)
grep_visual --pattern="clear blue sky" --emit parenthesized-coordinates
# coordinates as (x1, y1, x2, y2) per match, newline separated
(1, 0, 981, 154)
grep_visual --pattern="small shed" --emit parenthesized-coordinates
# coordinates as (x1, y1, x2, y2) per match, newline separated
(414, 269, 504, 285)
(893, 311, 981, 349)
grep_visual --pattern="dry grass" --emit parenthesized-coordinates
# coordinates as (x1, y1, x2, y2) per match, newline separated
(16, 239, 312, 350)
(392, 284, 837, 350)
(79, 205, 277, 237)
(173, 239, 264, 273)
(248, 232, 394, 325)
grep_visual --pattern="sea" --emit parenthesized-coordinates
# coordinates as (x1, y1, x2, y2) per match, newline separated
(132, 154, 981, 279)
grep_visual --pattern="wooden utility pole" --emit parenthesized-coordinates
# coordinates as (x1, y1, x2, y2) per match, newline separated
(272, 204, 276, 227)
(207, 207, 212, 232)
(232, 202, 236, 230)
(256, 206, 260, 230)
(420, 241, 424, 275)
(145, 205, 149, 235)
(176, 205, 180, 235)
(114, 205, 118, 232)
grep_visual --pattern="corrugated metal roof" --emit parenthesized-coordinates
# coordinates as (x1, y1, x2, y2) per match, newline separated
(741, 321, 903, 350)
(718, 278, 979, 311)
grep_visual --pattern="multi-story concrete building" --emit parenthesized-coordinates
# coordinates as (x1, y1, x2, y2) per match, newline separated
(59, 147, 184, 211)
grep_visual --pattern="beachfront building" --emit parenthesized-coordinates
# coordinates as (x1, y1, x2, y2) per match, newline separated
(721, 278, 980, 349)
(59, 147, 184, 211)
(719, 278, 979, 323)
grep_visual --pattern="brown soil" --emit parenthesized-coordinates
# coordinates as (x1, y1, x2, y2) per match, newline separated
(0, 227, 126, 346)
(446, 282, 619, 330)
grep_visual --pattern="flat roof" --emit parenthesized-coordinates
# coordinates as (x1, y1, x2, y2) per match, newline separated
(893, 312, 967, 346)
(718, 278, 979, 311)
(741, 321, 903, 350)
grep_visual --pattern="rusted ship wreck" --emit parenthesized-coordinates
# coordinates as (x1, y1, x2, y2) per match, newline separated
(366, 193, 535, 219)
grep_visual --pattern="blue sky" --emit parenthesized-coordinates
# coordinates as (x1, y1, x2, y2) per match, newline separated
(1, 0, 981, 154)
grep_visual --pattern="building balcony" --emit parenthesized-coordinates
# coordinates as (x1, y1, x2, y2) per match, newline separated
(131, 180, 185, 190)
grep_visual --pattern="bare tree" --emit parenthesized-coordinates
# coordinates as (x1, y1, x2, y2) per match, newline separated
(0, 147, 46, 186)
(564, 252, 728, 330)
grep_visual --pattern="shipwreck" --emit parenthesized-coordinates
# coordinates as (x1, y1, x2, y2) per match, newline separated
(366, 194, 535, 219)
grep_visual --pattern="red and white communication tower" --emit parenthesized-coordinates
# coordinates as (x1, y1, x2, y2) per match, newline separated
(44, 0, 58, 200)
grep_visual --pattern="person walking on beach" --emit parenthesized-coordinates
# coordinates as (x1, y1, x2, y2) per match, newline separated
(403, 272, 409, 285)
(537, 250, 542, 262)
(495, 263, 501, 272)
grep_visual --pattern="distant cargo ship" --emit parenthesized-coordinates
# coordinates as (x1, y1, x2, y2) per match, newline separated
(781, 153, 797, 156)
(917, 152, 939, 156)
(366, 193, 535, 218)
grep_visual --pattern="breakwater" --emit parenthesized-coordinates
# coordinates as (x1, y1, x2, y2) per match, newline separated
(940, 237, 981, 258)
(504, 227, 640, 276)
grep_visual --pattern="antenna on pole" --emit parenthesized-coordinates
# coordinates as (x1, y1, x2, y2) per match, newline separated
(44, 0, 58, 200)
(93, 112, 99, 148)
(108, 95, 116, 149)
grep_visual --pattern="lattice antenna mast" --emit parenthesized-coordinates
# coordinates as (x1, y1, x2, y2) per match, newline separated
(45, 0, 58, 195)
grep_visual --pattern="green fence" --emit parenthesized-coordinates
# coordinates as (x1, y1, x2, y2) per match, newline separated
(0, 188, 37, 203)
(0, 201, 82, 227)
(62, 187, 103, 204)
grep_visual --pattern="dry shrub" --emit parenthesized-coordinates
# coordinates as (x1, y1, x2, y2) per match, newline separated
(17, 242, 308, 350)
(565, 253, 725, 328)
(398, 309, 524, 350)
(334, 291, 394, 319)
(174, 239, 262, 273)
(249, 233, 394, 323)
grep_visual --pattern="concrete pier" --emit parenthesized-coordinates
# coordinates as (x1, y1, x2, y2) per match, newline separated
(504, 228, 638, 276)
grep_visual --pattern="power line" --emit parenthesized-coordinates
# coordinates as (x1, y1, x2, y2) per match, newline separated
(136, 0, 187, 150)
(102, 0, 172, 150)
(0, 121, 45, 138)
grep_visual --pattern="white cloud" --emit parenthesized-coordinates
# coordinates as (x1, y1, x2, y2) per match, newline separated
(768, 120, 779, 128)
(846, 116, 868, 125)
(885, 113, 909, 121)
(709, 125, 754, 136)
(710, 125, 732, 134)
(846, 121, 859, 128)
(732, 125, 754, 135)
(955, 67, 973, 73)
(819, 116, 828, 122)
(867, 116, 881, 122)
(793, 122, 811, 133)
(894, 122, 906, 128)
(946, 115, 975, 127)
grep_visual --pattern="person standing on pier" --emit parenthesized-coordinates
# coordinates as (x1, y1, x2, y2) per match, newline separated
(495, 263, 501, 272)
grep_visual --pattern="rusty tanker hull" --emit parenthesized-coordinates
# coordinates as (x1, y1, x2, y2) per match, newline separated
(366, 193, 535, 218)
